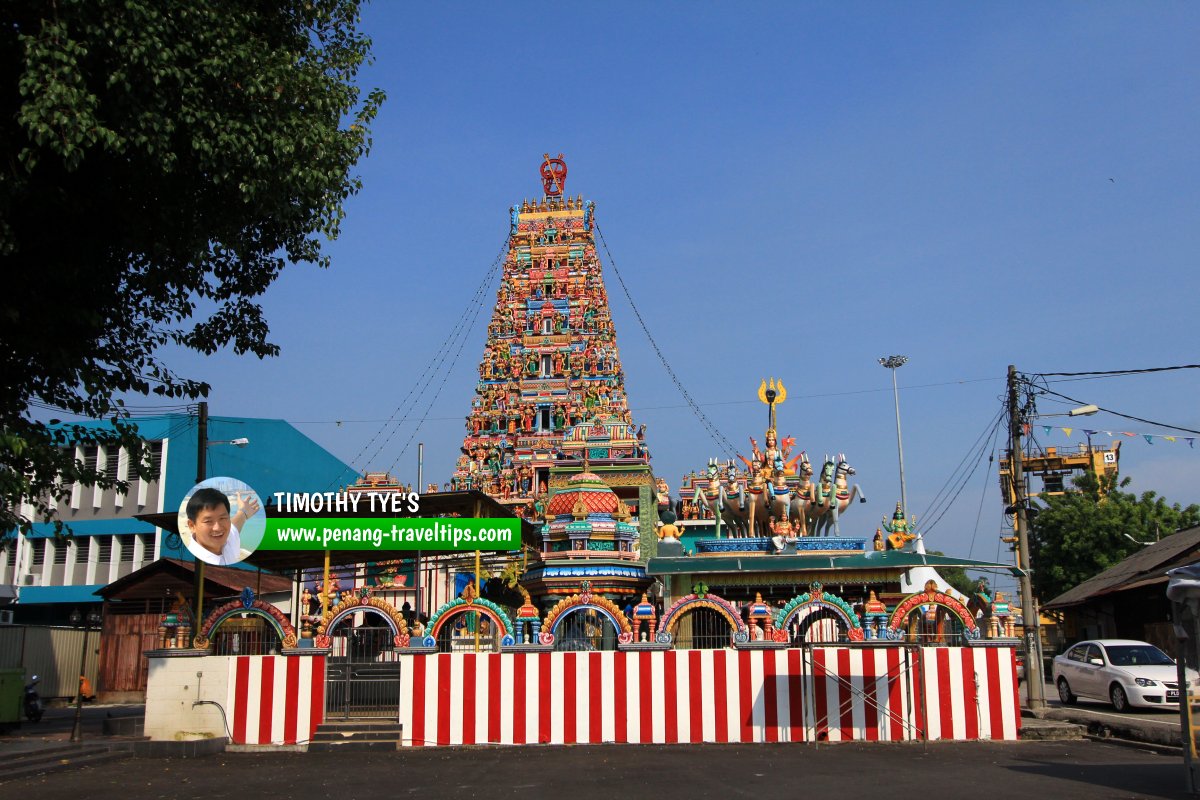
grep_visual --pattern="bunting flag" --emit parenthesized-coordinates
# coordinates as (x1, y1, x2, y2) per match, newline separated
(1032, 425, 1197, 450)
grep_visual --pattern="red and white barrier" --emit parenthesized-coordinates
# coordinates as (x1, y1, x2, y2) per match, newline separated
(226, 655, 326, 745)
(912, 646, 1021, 741)
(398, 647, 1020, 747)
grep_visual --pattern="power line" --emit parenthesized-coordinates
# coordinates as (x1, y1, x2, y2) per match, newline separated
(1024, 379, 1200, 436)
(1036, 364, 1200, 378)
(920, 404, 1006, 535)
(330, 236, 508, 486)
(594, 222, 738, 459)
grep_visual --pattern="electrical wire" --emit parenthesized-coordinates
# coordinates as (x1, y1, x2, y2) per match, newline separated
(594, 222, 737, 459)
(383, 256, 499, 477)
(328, 236, 509, 488)
(919, 404, 1006, 536)
(1036, 364, 1200, 378)
(1022, 378, 1200, 436)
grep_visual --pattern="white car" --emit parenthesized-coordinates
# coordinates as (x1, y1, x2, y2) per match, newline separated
(1052, 639, 1181, 712)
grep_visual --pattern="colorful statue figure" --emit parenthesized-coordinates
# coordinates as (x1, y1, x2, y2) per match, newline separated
(882, 502, 917, 550)
(657, 510, 681, 542)
(807, 454, 867, 537)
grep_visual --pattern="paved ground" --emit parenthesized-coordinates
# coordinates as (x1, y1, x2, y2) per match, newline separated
(1025, 679, 1184, 747)
(1, 739, 1190, 800)
(0, 702, 141, 751)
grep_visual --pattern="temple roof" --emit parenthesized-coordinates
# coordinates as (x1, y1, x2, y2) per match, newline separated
(646, 550, 1022, 577)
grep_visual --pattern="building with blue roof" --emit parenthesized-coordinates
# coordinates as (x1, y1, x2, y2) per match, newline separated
(0, 411, 358, 624)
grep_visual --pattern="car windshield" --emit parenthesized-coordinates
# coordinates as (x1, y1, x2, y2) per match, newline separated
(1104, 644, 1173, 667)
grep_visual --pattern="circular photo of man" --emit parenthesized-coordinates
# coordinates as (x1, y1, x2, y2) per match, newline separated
(176, 477, 266, 566)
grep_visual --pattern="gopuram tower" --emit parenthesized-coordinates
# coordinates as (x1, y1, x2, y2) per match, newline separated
(452, 155, 657, 601)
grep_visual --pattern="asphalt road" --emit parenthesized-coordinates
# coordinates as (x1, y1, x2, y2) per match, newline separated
(1, 739, 1190, 800)
(1027, 679, 1183, 734)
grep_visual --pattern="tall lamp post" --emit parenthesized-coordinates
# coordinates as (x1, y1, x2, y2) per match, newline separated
(69, 606, 102, 742)
(878, 356, 909, 517)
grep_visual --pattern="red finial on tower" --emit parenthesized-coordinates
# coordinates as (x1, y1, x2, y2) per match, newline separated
(540, 153, 567, 196)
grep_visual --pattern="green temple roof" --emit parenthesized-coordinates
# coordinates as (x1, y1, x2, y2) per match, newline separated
(646, 549, 1022, 577)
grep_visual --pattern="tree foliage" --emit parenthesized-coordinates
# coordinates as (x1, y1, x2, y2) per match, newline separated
(1028, 471, 1200, 602)
(1, 1, 383, 536)
(926, 550, 984, 597)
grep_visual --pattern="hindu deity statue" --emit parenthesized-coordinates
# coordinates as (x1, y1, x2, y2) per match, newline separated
(882, 502, 917, 550)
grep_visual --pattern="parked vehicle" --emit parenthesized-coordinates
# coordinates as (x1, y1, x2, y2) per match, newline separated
(23, 675, 43, 722)
(1052, 639, 1181, 711)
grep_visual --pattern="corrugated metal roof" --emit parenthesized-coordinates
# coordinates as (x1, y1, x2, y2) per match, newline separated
(1043, 524, 1200, 609)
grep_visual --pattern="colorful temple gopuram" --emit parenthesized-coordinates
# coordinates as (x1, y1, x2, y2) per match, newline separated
(450, 154, 658, 607)
(139, 156, 1027, 750)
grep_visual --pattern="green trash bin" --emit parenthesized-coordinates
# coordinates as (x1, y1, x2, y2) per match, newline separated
(0, 667, 24, 728)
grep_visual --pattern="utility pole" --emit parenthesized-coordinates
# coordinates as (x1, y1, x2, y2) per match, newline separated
(196, 400, 208, 484)
(1008, 365, 1046, 710)
(191, 400, 208, 647)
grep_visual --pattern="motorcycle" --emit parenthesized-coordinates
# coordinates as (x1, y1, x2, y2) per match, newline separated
(24, 675, 43, 722)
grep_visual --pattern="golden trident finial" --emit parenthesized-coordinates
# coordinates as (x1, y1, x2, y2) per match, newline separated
(757, 378, 787, 431)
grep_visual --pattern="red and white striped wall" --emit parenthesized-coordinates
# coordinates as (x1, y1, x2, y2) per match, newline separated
(226, 655, 326, 745)
(397, 647, 1020, 747)
(911, 646, 1021, 741)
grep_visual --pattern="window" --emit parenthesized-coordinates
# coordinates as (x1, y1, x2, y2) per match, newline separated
(147, 441, 164, 477)
(1067, 645, 1087, 662)
(118, 534, 137, 561)
(542, 318, 553, 335)
(53, 542, 70, 564)
(30, 541, 46, 566)
(138, 533, 155, 559)
(540, 355, 552, 376)
(97, 536, 113, 562)
(105, 449, 120, 480)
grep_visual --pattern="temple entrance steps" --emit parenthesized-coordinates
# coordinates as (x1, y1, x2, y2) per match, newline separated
(308, 721, 404, 752)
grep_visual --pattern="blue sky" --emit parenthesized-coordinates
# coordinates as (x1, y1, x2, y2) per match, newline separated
(144, 3, 1198, 593)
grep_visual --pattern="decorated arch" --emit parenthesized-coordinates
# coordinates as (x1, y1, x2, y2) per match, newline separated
(542, 582, 633, 647)
(421, 588, 515, 647)
(656, 586, 748, 646)
(775, 583, 864, 643)
(885, 580, 980, 642)
(315, 588, 409, 648)
(193, 588, 297, 650)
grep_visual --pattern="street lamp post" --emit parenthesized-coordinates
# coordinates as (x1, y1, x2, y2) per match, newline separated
(69, 606, 101, 742)
(879, 355, 909, 517)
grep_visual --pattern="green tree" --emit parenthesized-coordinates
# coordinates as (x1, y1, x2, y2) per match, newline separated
(1, 1, 383, 536)
(927, 550, 985, 597)
(1028, 471, 1200, 601)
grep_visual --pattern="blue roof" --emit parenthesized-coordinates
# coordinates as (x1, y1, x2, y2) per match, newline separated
(20, 584, 105, 604)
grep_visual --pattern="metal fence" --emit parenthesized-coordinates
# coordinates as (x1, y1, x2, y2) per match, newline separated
(669, 607, 734, 650)
(553, 609, 619, 651)
(435, 611, 503, 653)
(325, 625, 402, 719)
(0, 625, 100, 698)
(210, 617, 283, 656)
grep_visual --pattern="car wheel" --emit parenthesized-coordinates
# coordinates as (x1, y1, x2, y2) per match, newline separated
(1110, 683, 1129, 712)
(1057, 677, 1077, 705)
